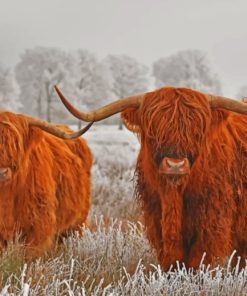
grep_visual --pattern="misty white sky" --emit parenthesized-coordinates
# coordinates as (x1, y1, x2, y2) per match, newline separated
(0, 0, 246, 96)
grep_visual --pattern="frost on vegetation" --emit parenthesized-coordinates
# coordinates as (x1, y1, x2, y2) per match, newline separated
(91, 162, 139, 221)
(1, 232, 247, 296)
(87, 130, 141, 221)
(1, 220, 247, 295)
(0, 219, 155, 295)
(1, 127, 247, 295)
(64, 217, 154, 269)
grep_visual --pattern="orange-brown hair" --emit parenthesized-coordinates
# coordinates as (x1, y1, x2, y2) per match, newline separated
(0, 111, 92, 256)
(122, 87, 247, 270)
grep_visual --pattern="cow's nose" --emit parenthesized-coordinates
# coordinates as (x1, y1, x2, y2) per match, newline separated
(166, 159, 185, 169)
(0, 167, 11, 182)
(159, 157, 190, 176)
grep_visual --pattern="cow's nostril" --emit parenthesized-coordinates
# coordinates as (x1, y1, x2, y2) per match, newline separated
(0, 168, 8, 176)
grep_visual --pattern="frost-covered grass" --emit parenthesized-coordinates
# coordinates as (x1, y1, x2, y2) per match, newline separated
(1, 221, 247, 295)
(1, 125, 247, 295)
(84, 125, 141, 222)
(0, 219, 155, 295)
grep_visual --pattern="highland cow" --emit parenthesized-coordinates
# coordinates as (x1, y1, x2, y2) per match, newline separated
(54, 85, 247, 270)
(0, 110, 93, 255)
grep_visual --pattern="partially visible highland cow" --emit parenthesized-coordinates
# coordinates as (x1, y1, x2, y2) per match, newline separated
(0, 110, 93, 255)
(55, 85, 247, 270)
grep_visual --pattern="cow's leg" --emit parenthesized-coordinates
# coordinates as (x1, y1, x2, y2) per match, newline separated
(230, 241, 247, 270)
(25, 231, 54, 256)
(143, 199, 163, 261)
(18, 191, 57, 257)
(233, 183, 247, 269)
(139, 188, 164, 264)
(24, 216, 56, 256)
(187, 229, 233, 269)
(233, 222, 247, 269)
(187, 194, 233, 269)
(159, 190, 185, 270)
(138, 174, 185, 270)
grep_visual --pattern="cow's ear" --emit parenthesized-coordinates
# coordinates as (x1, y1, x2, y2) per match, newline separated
(26, 123, 44, 149)
(121, 107, 141, 133)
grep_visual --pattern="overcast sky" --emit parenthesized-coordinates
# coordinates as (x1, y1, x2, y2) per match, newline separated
(0, 0, 247, 96)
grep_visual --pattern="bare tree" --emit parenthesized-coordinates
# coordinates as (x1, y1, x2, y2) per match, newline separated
(104, 54, 150, 128)
(153, 50, 221, 94)
(0, 64, 21, 111)
(236, 85, 247, 101)
(71, 49, 113, 129)
(15, 47, 74, 122)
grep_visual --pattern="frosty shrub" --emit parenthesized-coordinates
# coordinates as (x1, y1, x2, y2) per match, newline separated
(0, 234, 26, 285)
(0, 219, 156, 295)
(1, 220, 247, 295)
(90, 145, 140, 222)
(84, 125, 141, 222)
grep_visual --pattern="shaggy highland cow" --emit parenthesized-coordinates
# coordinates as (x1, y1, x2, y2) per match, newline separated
(0, 110, 93, 255)
(54, 85, 247, 270)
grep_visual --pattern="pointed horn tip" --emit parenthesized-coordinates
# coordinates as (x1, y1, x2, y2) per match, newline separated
(54, 85, 60, 94)
(28, 120, 94, 139)
(53, 85, 68, 104)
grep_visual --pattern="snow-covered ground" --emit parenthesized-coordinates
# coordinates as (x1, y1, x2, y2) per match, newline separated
(81, 124, 139, 166)
(82, 124, 139, 147)
(83, 125, 141, 221)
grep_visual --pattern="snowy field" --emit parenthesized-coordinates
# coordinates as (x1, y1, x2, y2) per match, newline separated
(83, 124, 139, 169)
(83, 124, 141, 221)
(1, 125, 247, 295)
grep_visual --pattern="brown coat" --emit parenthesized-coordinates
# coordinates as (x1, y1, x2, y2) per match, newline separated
(122, 87, 247, 270)
(0, 111, 92, 255)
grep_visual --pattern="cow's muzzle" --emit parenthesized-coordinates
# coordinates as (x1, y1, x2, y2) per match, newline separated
(159, 157, 190, 176)
(0, 168, 12, 182)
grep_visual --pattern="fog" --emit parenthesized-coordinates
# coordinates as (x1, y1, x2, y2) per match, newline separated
(1, 0, 247, 96)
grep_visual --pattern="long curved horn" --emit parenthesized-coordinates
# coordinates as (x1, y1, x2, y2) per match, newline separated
(28, 119, 93, 139)
(54, 85, 144, 122)
(206, 94, 247, 115)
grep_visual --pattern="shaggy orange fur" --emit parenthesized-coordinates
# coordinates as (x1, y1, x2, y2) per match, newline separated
(121, 87, 247, 270)
(0, 111, 92, 255)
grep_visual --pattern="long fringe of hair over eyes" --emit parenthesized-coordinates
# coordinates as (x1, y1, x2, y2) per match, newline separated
(139, 87, 212, 156)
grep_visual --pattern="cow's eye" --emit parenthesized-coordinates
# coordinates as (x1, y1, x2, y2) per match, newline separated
(186, 153, 194, 166)
(153, 146, 178, 165)
(11, 164, 18, 172)
(153, 150, 164, 166)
